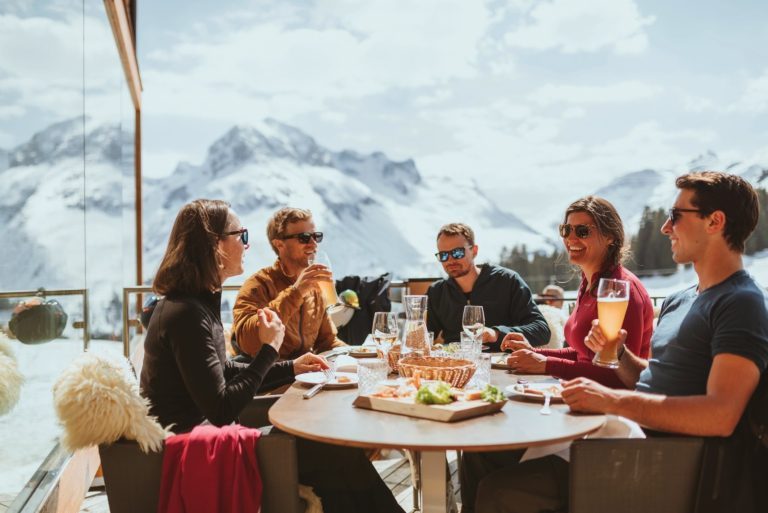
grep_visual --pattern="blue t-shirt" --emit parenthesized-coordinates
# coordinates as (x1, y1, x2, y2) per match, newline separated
(636, 270, 768, 396)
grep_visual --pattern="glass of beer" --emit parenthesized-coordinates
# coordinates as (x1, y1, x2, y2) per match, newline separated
(308, 250, 340, 311)
(593, 278, 630, 368)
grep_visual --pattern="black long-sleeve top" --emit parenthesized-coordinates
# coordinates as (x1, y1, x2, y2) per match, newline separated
(427, 264, 550, 350)
(140, 290, 294, 433)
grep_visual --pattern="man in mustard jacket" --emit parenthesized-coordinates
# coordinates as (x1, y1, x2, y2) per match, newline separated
(233, 207, 346, 360)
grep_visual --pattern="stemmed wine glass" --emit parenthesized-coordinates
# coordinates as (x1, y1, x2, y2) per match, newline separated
(372, 311, 399, 356)
(462, 305, 485, 344)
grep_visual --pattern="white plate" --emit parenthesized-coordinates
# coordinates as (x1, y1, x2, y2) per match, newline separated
(491, 354, 511, 369)
(505, 382, 564, 403)
(295, 371, 358, 388)
(349, 347, 378, 358)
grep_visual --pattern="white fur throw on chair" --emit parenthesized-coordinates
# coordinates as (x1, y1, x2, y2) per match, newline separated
(53, 352, 168, 453)
(0, 333, 23, 416)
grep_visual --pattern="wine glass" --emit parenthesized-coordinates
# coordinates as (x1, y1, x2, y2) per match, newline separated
(308, 250, 340, 310)
(462, 305, 485, 344)
(372, 311, 399, 356)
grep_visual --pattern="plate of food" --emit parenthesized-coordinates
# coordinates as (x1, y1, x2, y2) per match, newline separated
(348, 346, 379, 358)
(354, 380, 507, 422)
(295, 372, 358, 388)
(505, 382, 564, 403)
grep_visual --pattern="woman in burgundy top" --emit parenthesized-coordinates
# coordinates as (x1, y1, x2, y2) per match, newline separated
(502, 196, 654, 388)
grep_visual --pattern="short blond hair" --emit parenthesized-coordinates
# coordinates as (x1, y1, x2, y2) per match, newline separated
(436, 223, 475, 246)
(266, 207, 313, 254)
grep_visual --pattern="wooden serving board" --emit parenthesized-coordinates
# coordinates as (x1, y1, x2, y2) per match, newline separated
(353, 395, 505, 422)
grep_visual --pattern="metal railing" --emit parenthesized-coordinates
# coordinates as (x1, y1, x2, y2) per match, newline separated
(121, 282, 669, 355)
(0, 288, 89, 350)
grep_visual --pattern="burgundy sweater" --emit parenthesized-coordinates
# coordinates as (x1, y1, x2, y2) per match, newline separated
(537, 266, 654, 388)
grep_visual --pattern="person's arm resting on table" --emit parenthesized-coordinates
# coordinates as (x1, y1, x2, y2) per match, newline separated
(563, 354, 760, 436)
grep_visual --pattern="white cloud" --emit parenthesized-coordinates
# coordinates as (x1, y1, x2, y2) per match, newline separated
(0, 105, 24, 120)
(529, 81, 663, 106)
(736, 69, 768, 113)
(414, 89, 453, 107)
(0, 12, 121, 127)
(683, 95, 715, 113)
(142, 0, 493, 121)
(504, 0, 655, 55)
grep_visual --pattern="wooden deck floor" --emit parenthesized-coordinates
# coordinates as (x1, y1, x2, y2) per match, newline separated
(76, 450, 464, 513)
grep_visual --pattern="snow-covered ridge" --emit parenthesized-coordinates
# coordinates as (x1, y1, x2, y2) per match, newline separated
(2, 118, 767, 337)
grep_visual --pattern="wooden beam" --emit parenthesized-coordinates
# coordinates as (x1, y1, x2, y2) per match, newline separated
(103, 0, 142, 110)
(43, 446, 100, 513)
(135, 108, 143, 290)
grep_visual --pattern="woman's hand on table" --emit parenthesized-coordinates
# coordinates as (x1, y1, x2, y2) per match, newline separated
(258, 308, 285, 352)
(293, 353, 330, 375)
(500, 332, 532, 352)
(506, 349, 547, 374)
(560, 377, 624, 414)
(584, 320, 627, 355)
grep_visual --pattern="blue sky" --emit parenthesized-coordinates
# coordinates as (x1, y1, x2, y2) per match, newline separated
(1, 1, 767, 218)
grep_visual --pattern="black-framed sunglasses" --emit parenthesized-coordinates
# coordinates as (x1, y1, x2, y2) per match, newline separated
(667, 207, 705, 225)
(435, 246, 471, 262)
(559, 224, 596, 239)
(223, 228, 249, 245)
(281, 231, 324, 244)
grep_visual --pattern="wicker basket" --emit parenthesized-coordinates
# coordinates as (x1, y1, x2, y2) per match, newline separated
(397, 356, 476, 388)
(387, 344, 435, 373)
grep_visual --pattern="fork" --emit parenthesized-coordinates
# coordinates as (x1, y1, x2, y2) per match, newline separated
(303, 361, 337, 400)
(540, 391, 552, 415)
(323, 360, 336, 382)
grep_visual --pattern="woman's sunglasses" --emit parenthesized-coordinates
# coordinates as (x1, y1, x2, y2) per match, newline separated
(281, 231, 324, 244)
(559, 224, 596, 239)
(223, 228, 249, 245)
(435, 246, 470, 262)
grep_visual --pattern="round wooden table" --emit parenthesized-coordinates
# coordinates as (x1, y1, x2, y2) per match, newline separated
(269, 369, 605, 513)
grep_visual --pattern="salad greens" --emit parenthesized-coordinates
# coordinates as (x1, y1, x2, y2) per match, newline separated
(415, 382, 454, 405)
(481, 384, 505, 403)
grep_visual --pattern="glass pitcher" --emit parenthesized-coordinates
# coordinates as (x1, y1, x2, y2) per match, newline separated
(400, 295, 431, 358)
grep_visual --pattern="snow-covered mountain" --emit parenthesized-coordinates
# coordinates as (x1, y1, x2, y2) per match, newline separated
(142, 118, 550, 282)
(595, 152, 767, 235)
(0, 117, 133, 337)
(2, 117, 767, 337)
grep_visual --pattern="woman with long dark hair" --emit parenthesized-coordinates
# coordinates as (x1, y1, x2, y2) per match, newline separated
(501, 196, 654, 388)
(141, 199, 403, 513)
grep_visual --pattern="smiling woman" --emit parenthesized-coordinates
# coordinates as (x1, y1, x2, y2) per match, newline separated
(503, 196, 654, 389)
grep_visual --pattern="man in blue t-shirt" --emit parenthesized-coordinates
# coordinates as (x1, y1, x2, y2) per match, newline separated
(474, 171, 768, 513)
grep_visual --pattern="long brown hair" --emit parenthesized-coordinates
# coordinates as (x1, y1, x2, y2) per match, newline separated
(563, 196, 628, 293)
(153, 199, 231, 296)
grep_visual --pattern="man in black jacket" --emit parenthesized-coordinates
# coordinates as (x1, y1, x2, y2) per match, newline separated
(426, 223, 550, 350)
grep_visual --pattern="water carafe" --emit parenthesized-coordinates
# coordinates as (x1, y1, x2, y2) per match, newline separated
(401, 295, 431, 357)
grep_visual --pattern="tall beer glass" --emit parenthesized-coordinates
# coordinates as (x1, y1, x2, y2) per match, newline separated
(593, 278, 630, 369)
(308, 250, 340, 311)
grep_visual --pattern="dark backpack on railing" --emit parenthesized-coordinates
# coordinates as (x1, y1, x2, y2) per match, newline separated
(335, 273, 391, 345)
(9, 298, 68, 344)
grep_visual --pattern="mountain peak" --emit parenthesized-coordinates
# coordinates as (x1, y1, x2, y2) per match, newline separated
(204, 120, 331, 175)
(8, 117, 84, 167)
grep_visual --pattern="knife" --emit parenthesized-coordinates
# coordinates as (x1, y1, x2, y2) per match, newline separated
(303, 381, 326, 399)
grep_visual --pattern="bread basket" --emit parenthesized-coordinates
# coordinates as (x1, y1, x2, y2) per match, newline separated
(397, 356, 476, 388)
